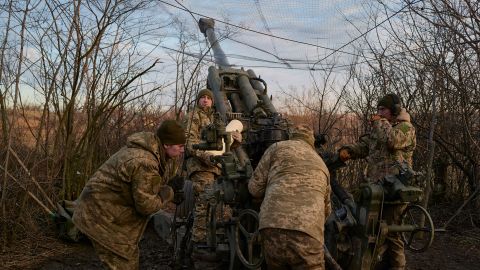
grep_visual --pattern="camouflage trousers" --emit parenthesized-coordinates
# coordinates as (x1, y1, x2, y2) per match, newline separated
(377, 203, 407, 270)
(261, 228, 324, 270)
(191, 171, 216, 243)
(91, 239, 139, 270)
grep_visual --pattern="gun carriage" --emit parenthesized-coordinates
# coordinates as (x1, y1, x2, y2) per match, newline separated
(170, 18, 289, 270)
(167, 18, 435, 270)
(321, 148, 435, 270)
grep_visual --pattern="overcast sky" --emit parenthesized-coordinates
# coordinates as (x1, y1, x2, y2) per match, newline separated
(153, 0, 384, 95)
(16, 0, 402, 106)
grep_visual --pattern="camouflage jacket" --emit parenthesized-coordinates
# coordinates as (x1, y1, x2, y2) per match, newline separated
(342, 108, 416, 181)
(184, 106, 221, 176)
(248, 139, 331, 242)
(72, 132, 174, 259)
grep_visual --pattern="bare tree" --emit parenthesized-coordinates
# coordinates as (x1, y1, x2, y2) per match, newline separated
(345, 0, 480, 212)
(0, 0, 189, 250)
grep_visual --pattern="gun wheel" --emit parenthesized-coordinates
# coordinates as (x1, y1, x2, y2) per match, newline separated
(176, 180, 194, 219)
(234, 209, 264, 269)
(170, 180, 195, 269)
(401, 204, 434, 253)
(334, 230, 354, 268)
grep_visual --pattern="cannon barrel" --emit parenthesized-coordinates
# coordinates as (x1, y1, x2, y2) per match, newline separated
(198, 18, 230, 68)
(207, 66, 229, 122)
(237, 74, 267, 117)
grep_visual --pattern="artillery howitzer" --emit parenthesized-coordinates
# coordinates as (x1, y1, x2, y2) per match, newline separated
(321, 150, 435, 270)
(166, 16, 434, 270)
(166, 18, 290, 270)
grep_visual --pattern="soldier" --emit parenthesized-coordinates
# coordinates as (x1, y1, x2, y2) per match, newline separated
(338, 93, 416, 270)
(184, 88, 241, 267)
(72, 120, 186, 270)
(248, 124, 331, 270)
(315, 136, 357, 263)
(314, 135, 356, 212)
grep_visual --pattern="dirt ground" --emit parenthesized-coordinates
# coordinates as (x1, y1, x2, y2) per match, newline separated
(405, 229, 480, 270)
(2, 204, 480, 270)
(403, 201, 480, 270)
(2, 222, 173, 270)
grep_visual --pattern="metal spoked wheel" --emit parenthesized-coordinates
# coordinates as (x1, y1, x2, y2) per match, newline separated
(401, 204, 435, 253)
(206, 199, 218, 246)
(334, 230, 354, 269)
(234, 209, 264, 269)
(170, 180, 195, 269)
(176, 180, 195, 219)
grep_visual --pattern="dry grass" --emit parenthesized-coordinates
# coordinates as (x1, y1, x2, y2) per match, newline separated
(1, 233, 75, 269)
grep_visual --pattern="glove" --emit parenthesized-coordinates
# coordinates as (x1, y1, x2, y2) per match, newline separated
(167, 175, 185, 192)
(159, 186, 174, 203)
(343, 198, 357, 214)
(172, 190, 185, 205)
(338, 148, 351, 162)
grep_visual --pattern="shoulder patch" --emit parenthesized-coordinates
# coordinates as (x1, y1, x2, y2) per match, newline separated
(397, 122, 411, 134)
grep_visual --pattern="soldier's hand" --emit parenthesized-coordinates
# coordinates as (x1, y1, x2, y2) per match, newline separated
(231, 131, 242, 142)
(199, 151, 217, 167)
(370, 114, 383, 123)
(338, 148, 351, 162)
(230, 131, 243, 149)
(167, 175, 185, 192)
(159, 186, 174, 203)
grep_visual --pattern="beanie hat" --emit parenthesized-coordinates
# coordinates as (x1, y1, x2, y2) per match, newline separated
(156, 120, 186, 145)
(377, 93, 402, 116)
(290, 124, 315, 148)
(197, 89, 214, 103)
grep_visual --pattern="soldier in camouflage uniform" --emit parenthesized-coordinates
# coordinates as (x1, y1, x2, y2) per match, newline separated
(72, 120, 186, 270)
(248, 124, 331, 270)
(184, 88, 241, 267)
(338, 93, 416, 270)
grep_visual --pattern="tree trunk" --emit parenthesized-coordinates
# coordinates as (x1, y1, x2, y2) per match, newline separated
(421, 72, 438, 225)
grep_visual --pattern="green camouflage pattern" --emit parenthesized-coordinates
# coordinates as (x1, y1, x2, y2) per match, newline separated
(342, 109, 416, 181)
(72, 132, 174, 260)
(184, 105, 223, 243)
(379, 203, 408, 269)
(248, 138, 331, 243)
(342, 108, 415, 269)
(184, 106, 221, 177)
(261, 227, 324, 270)
(190, 171, 216, 242)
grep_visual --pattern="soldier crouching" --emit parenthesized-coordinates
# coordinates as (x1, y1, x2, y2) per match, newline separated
(72, 120, 186, 270)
